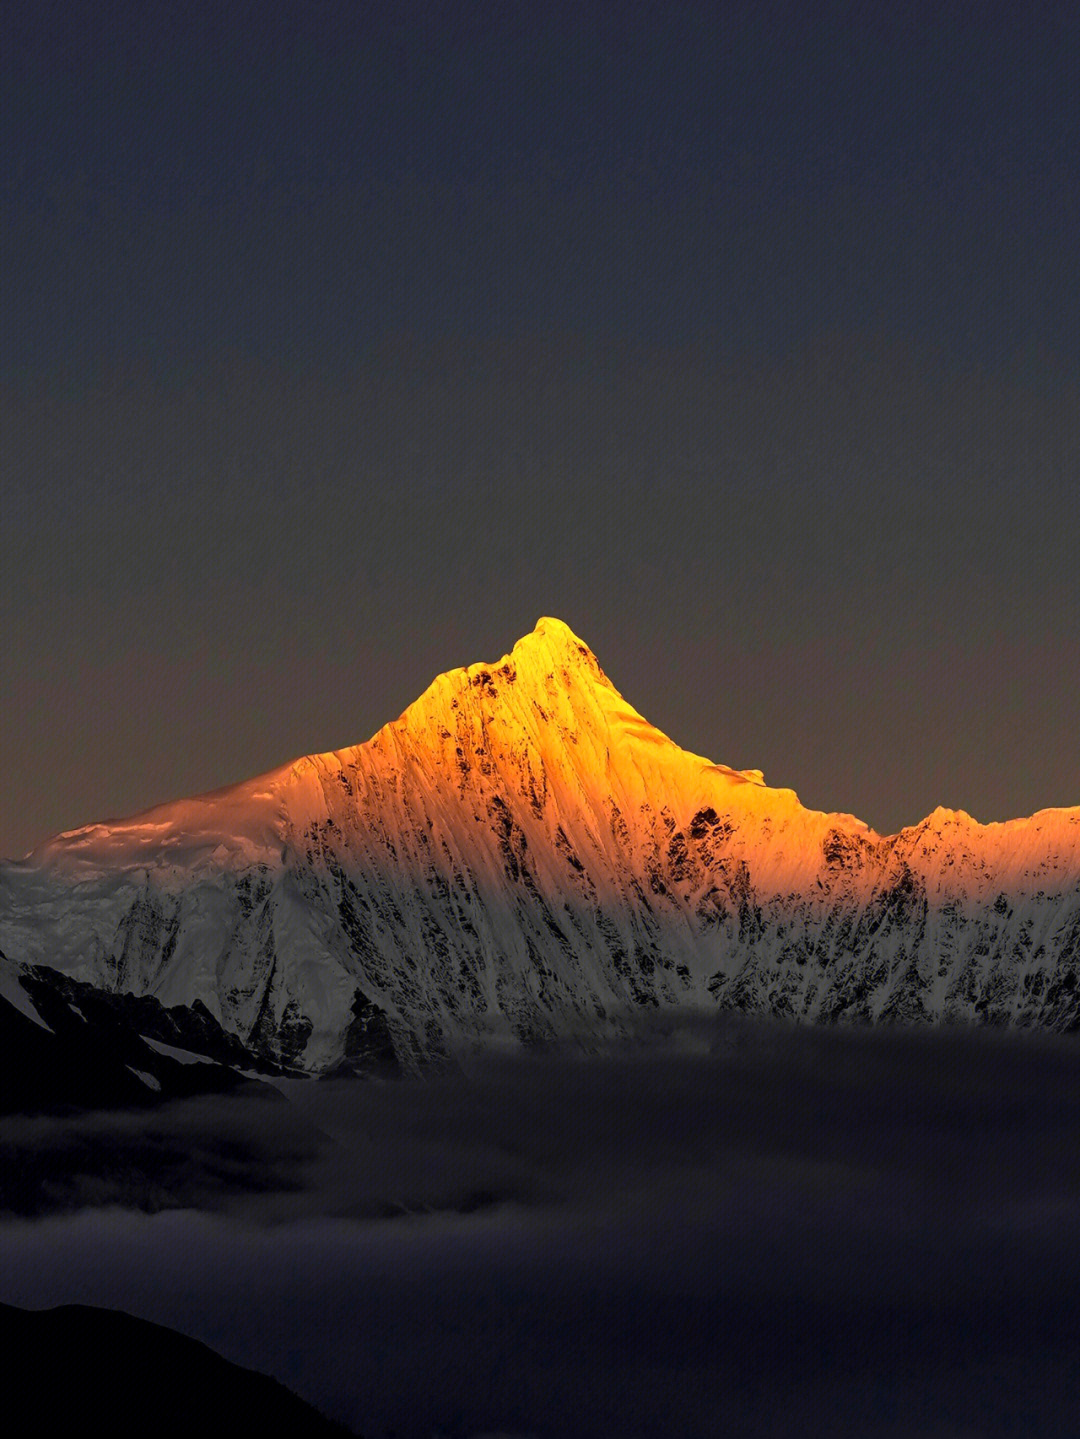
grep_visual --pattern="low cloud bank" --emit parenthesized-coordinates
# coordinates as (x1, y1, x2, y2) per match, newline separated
(2, 1017, 1080, 1437)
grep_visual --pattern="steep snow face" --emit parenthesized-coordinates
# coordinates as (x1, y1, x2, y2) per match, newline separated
(3, 617, 1080, 1071)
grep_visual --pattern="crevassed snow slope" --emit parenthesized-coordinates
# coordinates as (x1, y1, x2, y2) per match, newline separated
(3, 617, 1079, 1070)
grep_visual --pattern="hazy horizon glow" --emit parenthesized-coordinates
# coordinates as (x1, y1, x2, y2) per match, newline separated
(5, 2, 1080, 858)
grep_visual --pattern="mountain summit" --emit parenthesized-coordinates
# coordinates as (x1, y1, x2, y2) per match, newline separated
(3, 618, 1080, 1071)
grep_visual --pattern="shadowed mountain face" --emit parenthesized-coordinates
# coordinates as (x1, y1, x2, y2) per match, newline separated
(0, 956, 282, 1120)
(0, 1302, 355, 1437)
(3, 617, 1080, 1072)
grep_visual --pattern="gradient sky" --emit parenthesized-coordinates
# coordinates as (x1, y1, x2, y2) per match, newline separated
(4, 0, 1080, 859)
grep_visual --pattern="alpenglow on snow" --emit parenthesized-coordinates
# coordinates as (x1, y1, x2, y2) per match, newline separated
(3, 617, 1080, 1071)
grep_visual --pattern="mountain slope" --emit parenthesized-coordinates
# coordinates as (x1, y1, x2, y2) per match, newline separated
(0, 950, 281, 1117)
(3, 616, 1080, 1071)
(0, 1303, 355, 1437)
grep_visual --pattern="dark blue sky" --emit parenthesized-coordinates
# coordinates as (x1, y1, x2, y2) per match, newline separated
(4, 0, 1080, 855)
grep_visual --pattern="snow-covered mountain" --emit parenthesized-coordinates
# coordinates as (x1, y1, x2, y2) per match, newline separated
(3, 616, 1079, 1072)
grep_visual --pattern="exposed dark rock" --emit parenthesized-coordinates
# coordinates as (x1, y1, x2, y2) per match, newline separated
(0, 963, 278, 1118)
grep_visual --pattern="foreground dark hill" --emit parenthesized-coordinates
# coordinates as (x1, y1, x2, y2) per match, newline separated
(0, 1302, 355, 1437)
(3, 617, 1080, 1072)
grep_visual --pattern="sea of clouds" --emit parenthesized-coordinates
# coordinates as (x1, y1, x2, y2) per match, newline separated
(2, 1015, 1080, 1438)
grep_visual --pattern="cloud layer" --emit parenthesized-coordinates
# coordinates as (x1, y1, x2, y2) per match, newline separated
(2, 1017, 1080, 1437)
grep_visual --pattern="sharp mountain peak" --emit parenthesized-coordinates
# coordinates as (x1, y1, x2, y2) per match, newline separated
(388, 615, 613, 723)
(7, 619, 1080, 1071)
(22, 619, 1080, 875)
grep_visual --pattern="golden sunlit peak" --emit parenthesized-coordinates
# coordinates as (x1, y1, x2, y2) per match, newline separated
(532, 616, 578, 637)
(502, 617, 613, 693)
(513, 616, 598, 664)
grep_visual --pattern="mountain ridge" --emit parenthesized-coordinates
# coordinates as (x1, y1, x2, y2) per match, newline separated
(25, 617, 1072, 869)
(19, 617, 821, 877)
(4, 617, 1080, 1072)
